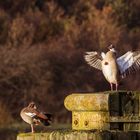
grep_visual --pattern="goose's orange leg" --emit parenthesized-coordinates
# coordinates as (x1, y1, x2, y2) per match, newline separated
(116, 83, 118, 91)
(31, 124, 34, 133)
(110, 83, 113, 91)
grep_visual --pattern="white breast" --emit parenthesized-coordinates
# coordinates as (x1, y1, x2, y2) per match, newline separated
(20, 112, 33, 124)
(102, 63, 118, 84)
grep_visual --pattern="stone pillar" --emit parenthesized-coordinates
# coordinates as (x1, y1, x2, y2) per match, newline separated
(64, 93, 110, 130)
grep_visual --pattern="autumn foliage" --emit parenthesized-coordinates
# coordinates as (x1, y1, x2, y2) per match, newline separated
(0, 0, 139, 124)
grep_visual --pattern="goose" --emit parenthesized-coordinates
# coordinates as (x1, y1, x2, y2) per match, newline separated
(20, 102, 52, 133)
(84, 45, 140, 91)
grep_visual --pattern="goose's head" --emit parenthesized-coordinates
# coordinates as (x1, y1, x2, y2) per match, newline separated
(28, 102, 37, 109)
(108, 44, 117, 53)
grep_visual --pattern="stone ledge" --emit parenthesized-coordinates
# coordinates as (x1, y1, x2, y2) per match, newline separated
(64, 93, 109, 111)
(17, 130, 140, 140)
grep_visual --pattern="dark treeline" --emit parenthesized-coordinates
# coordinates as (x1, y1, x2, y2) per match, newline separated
(0, 0, 140, 124)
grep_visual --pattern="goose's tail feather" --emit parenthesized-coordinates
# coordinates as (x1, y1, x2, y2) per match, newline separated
(39, 113, 53, 126)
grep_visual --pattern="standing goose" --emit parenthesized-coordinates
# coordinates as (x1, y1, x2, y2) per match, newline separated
(20, 102, 52, 133)
(84, 45, 140, 91)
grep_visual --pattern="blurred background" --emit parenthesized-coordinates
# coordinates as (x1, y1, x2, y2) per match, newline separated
(0, 0, 140, 139)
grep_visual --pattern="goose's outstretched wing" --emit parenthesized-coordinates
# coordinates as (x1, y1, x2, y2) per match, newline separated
(117, 51, 140, 77)
(84, 52, 102, 70)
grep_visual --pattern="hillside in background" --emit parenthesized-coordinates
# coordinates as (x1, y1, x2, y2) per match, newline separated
(0, 0, 140, 124)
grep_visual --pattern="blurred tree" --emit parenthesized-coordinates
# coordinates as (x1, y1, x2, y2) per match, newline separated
(0, 0, 139, 124)
(0, 9, 9, 44)
(106, 0, 140, 28)
(8, 16, 35, 47)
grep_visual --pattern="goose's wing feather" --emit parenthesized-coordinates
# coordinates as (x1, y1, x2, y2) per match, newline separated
(117, 51, 140, 77)
(24, 107, 48, 119)
(25, 112, 36, 117)
(101, 52, 106, 59)
(24, 108, 37, 118)
(84, 51, 102, 70)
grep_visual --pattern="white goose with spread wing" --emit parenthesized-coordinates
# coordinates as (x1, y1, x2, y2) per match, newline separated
(84, 45, 140, 91)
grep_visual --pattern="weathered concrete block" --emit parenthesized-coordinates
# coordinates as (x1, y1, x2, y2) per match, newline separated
(64, 94, 109, 111)
(72, 111, 109, 130)
(64, 93, 109, 130)
(64, 91, 140, 131)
